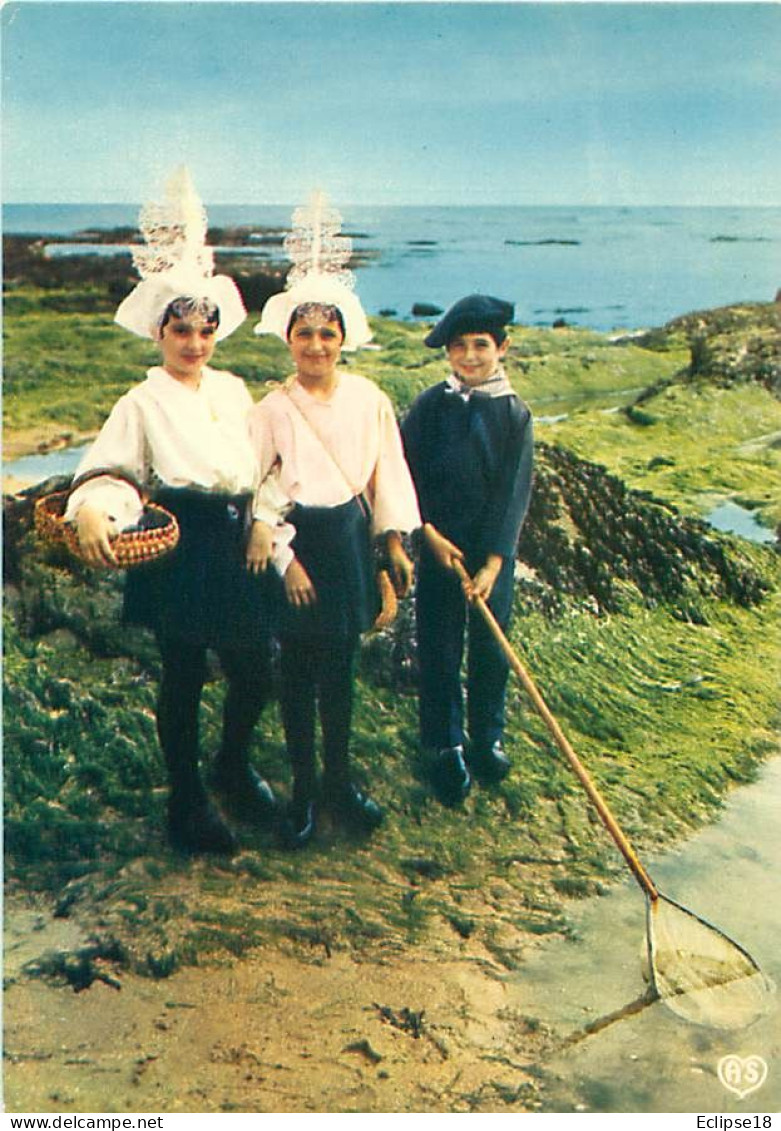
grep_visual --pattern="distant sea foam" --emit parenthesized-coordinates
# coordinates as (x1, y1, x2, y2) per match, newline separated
(4, 203, 779, 332)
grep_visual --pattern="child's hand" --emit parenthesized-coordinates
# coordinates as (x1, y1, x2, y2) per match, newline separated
(467, 555, 503, 603)
(423, 523, 464, 572)
(76, 504, 119, 568)
(285, 558, 317, 607)
(246, 520, 274, 573)
(385, 531, 414, 596)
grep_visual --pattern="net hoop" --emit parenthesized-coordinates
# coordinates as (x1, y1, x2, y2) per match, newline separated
(647, 893, 774, 1031)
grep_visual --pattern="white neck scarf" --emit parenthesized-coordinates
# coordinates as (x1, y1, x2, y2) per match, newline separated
(445, 365, 514, 401)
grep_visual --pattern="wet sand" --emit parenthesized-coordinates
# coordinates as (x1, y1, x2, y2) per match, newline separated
(6, 763, 778, 1114)
(3, 905, 548, 1114)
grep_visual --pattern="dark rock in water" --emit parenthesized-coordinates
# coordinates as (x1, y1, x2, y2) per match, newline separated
(552, 318, 569, 329)
(505, 238, 580, 247)
(379, 308, 398, 318)
(411, 303, 443, 317)
(232, 269, 285, 313)
(3, 232, 286, 315)
(709, 235, 770, 244)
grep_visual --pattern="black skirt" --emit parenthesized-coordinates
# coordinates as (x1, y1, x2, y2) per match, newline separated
(123, 487, 279, 649)
(281, 496, 379, 640)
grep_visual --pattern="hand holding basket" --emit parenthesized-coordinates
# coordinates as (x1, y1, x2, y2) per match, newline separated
(34, 468, 179, 569)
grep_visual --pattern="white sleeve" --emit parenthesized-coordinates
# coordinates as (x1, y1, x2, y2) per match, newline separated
(369, 394, 421, 535)
(64, 395, 146, 528)
(249, 400, 296, 575)
(254, 465, 296, 576)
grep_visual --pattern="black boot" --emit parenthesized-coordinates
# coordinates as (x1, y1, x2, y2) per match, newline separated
(167, 789, 237, 855)
(328, 782, 384, 833)
(211, 758, 278, 826)
(468, 739, 511, 784)
(431, 745, 472, 806)
(279, 796, 317, 850)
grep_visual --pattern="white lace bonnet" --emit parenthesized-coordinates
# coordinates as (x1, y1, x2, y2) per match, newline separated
(114, 167, 246, 342)
(254, 191, 371, 351)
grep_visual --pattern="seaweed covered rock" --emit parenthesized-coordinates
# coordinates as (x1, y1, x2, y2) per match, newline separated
(3, 232, 288, 317)
(3, 446, 780, 975)
(521, 441, 770, 616)
(629, 301, 780, 396)
(362, 440, 773, 687)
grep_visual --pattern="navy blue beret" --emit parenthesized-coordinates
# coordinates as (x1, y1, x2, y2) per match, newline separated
(424, 294, 514, 348)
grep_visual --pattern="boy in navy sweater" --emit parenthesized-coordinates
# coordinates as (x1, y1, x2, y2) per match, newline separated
(401, 295, 533, 804)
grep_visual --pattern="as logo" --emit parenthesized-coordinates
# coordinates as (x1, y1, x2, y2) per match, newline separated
(717, 1055, 768, 1100)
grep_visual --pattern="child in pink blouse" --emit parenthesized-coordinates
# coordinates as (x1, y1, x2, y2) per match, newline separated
(251, 293, 420, 848)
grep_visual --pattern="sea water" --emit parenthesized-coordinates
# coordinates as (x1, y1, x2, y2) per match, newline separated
(4, 203, 779, 333)
(511, 758, 781, 1113)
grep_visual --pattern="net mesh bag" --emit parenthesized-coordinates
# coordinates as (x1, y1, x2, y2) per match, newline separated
(648, 895, 774, 1030)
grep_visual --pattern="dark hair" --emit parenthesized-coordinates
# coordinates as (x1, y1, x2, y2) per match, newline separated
(447, 326, 507, 348)
(159, 296, 221, 333)
(286, 302, 346, 342)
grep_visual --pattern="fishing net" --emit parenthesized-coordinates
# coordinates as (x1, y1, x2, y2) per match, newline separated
(648, 894, 774, 1030)
(460, 567, 774, 1035)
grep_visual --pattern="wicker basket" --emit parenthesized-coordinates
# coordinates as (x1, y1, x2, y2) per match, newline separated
(34, 490, 180, 569)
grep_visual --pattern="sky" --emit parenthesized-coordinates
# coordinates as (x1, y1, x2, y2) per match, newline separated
(1, 1, 779, 206)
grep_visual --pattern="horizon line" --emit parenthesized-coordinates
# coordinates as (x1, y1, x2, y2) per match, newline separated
(5, 200, 780, 210)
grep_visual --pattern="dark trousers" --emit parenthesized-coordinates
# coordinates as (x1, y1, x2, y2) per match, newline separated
(156, 633, 272, 800)
(279, 634, 358, 803)
(415, 548, 514, 752)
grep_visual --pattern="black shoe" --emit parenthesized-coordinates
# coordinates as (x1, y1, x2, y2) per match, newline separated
(211, 762, 278, 827)
(279, 799, 316, 850)
(469, 740, 511, 784)
(167, 795, 237, 856)
(329, 783, 384, 833)
(431, 745, 471, 806)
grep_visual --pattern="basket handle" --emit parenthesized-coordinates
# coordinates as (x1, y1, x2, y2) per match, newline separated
(68, 467, 147, 503)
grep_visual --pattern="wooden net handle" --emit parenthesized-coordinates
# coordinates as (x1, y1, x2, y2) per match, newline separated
(452, 558, 659, 901)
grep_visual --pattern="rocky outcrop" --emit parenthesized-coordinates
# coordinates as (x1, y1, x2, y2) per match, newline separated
(367, 441, 773, 686)
(629, 302, 780, 396)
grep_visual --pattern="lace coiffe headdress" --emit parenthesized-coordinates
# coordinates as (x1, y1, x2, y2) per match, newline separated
(114, 166, 246, 342)
(254, 190, 371, 351)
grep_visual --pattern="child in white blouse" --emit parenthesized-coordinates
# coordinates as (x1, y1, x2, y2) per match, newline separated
(68, 292, 288, 857)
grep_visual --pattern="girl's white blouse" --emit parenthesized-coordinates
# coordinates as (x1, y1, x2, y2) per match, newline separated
(65, 365, 280, 532)
(249, 372, 421, 546)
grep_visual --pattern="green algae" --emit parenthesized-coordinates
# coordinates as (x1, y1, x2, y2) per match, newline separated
(546, 380, 781, 530)
(3, 296, 781, 979)
(3, 291, 685, 443)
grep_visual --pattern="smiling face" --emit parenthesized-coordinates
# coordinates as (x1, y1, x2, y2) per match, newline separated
(446, 331, 509, 386)
(158, 315, 218, 384)
(287, 307, 345, 387)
